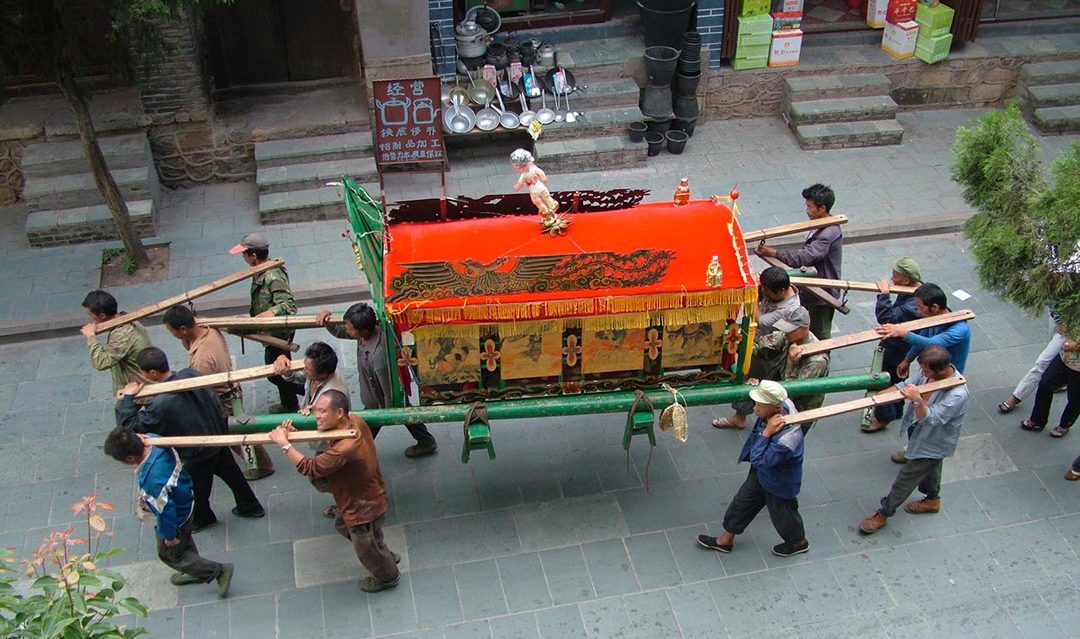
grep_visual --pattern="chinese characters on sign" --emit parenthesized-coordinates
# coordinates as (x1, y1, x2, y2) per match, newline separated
(372, 77, 445, 167)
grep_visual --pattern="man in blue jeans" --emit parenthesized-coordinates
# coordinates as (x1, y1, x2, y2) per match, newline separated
(698, 380, 809, 558)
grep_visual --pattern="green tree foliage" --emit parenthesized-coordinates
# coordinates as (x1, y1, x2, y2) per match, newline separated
(952, 104, 1080, 332)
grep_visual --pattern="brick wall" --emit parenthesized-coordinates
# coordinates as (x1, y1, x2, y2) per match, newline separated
(697, 0, 726, 70)
(131, 8, 210, 125)
(429, 0, 457, 77)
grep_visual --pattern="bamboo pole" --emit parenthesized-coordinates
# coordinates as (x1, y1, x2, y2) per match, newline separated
(798, 309, 976, 357)
(759, 255, 851, 314)
(136, 360, 304, 398)
(93, 259, 286, 334)
(790, 276, 918, 296)
(782, 375, 967, 425)
(149, 429, 357, 448)
(742, 215, 849, 243)
(226, 330, 299, 352)
(198, 315, 346, 330)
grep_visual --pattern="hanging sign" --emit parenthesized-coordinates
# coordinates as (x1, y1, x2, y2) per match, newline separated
(372, 77, 445, 168)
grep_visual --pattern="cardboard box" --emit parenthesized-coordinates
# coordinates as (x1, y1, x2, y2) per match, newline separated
(736, 42, 771, 59)
(915, 2, 955, 37)
(881, 19, 919, 58)
(771, 11, 803, 30)
(738, 14, 774, 35)
(887, 0, 918, 23)
(737, 30, 773, 48)
(867, 0, 888, 28)
(741, 0, 771, 18)
(732, 56, 769, 70)
(769, 29, 803, 67)
(771, 0, 804, 11)
(917, 0, 939, 6)
(915, 31, 952, 62)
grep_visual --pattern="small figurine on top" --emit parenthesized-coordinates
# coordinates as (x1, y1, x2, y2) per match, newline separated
(510, 148, 569, 236)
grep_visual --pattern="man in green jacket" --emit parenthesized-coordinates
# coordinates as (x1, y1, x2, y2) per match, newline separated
(81, 290, 152, 397)
(231, 232, 305, 413)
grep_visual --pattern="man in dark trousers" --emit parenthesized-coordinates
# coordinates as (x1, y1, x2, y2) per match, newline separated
(862, 257, 923, 433)
(103, 428, 234, 597)
(316, 302, 437, 458)
(755, 184, 843, 339)
(231, 232, 305, 413)
(698, 380, 810, 558)
(116, 347, 265, 532)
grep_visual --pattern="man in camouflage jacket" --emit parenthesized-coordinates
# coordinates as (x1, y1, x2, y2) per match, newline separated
(81, 290, 152, 397)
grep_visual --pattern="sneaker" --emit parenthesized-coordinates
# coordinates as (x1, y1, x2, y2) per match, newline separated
(360, 575, 399, 592)
(772, 540, 810, 557)
(243, 468, 275, 481)
(216, 563, 234, 598)
(904, 498, 941, 514)
(169, 572, 203, 586)
(890, 450, 907, 464)
(859, 512, 888, 535)
(405, 442, 438, 458)
(231, 506, 266, 519)
(696, 534, 732, 553)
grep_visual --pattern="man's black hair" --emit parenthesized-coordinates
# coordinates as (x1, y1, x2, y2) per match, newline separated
(305, 341, 338, 377)
(82, 290, 118, 317)
(135, 347, 170, 374)
(801, 184, 835, 213)
(760, 266, 791, 293)
(245, 246, 270, 261)
(914, 283, 948, 311)
(917, 344, 953, 373)
(163, 305, 197, 330)
(343, 302, 377, 332)
(103, 427, 145, 462)
(320, 389, 351, 414)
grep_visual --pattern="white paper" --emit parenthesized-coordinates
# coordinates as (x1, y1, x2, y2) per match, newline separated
(952, 289, 972, 301)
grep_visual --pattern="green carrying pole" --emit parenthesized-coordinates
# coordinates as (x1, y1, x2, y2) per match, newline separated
(231, 373, 889, 432)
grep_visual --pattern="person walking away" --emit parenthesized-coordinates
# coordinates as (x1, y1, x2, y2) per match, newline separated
(1020, 332, 1079, 438)
(999, 308, 1065, 414)
(103, 428, 234, 597)
(81, 290, 151, 398)
(862, 258, 923, 433)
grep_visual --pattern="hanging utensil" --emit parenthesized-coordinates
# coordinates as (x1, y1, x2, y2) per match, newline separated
(536, 87, 555, 124)
(519, 92, 536, 127)
(565, 90, 579, 123)
(495, 89, 519, 129)
(467, 67, 495, 106)
(475, 97, 501, 131)
(554, 88, 566, 122)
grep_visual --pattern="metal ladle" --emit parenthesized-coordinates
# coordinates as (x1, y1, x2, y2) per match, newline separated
(536, 89, 555, 124)
(554, 89, 566, 122)
(565, 90, 579, 123)
(494, 89, 519, 129)
(519, 93, 536, 127)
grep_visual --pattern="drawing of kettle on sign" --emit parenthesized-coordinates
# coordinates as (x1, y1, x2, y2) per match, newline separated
(411, 97, 438, 125)
(377, 97, 411, 126)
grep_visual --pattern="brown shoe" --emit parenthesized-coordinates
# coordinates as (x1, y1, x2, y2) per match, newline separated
(890, 450, 907, 464)
(859, 512, 888, 535)
(904, 498, 940, 514)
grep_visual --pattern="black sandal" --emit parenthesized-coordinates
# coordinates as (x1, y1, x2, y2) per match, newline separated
(1020, 420, 1045, 432)
(998, 398, 1019, 414)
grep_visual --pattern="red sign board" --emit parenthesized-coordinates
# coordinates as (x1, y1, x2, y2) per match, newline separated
(371, 77, 445, 167)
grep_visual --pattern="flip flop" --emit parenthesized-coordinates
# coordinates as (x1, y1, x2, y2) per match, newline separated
(997, 399, 1018, 414)
(1050, 426, 1070, 438)
(712, 417, 745, 430)
(1020, 420, 1045, 432)
(1065, 469, 1080, 481)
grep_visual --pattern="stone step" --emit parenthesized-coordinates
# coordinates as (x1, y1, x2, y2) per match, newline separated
(534, 134, 647, 174)
(26, 199, 155, 248)
(794, 119, 904, 150)
(784, 73, 892, 102)
(22, 165, 155, 211)
(786, 95, 898, 126)
(1032, 105, 1080, 134)
(20, 132, 150, 179)
(259, 184, 382, 225)
(541, 105, 645, 141)
(549, 34, 643, 85)
(1018, 61, 1080, 90)
(254, 132, 374, 168)
(559, 77, 640, 111)
(256, 157, 378, 195)
(1027, 82, 1080, 110)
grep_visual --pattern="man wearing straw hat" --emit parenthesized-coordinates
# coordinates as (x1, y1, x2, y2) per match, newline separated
(698, 380, 810, 558)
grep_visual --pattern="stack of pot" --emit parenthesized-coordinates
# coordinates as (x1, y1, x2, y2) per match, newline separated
(672, 31, 702, 137)
(640, 45, 680, 134)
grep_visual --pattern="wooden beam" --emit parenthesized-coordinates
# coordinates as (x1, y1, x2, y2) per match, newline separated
(742, 215, 849, 244)
(136, 360, 304, 398)
(798, 309, 976, 357)
(790, 276, 918, 296)
(225, 330, 299, 352)
(93, 259, 286, 334)
(198, 315, 346, 330)
(149, 429, 357, 448)
(782, 376, 967, 425)
(759, 255, 851, 314)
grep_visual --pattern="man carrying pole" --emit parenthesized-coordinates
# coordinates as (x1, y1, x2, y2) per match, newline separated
(81, 290, 152, 398)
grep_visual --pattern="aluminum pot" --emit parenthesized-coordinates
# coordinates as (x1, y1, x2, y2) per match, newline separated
(444, 102, 476, 134)
(537, 44, 556, 66)
(455, 20, 489, 58)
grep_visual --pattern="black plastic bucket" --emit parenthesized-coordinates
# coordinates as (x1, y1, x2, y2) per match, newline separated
(645, 131, 665, 156)
(629, 121, 648, 142)
(665, 130, 689, 154)
(637, 0, 697, 51)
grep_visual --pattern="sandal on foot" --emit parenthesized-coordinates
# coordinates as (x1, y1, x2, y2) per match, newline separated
(1065, 469, 1080, 481)
(1020, 420, 1045, 432)
(322, 504, 339, 519)
(861, 421, 887, 433)
(712, 417, 746, 430)
(1050, 426, 1070, 438)
(998, 398, 1019, 414)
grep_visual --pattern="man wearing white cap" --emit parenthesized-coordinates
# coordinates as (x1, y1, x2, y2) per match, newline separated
(698, 380, 810, 557)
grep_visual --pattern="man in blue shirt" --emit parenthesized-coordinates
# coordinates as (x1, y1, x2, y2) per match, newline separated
(698, 380, 810, 558)
(103, 428, 234, 597)
(859, 345, 969, 535)
(875, 282, 970, 378)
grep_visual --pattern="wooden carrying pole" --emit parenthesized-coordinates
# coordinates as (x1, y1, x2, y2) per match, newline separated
(136, 360, 304, 398)
(798, 309, 976, 357)
(790, 276, 918, 296)
(742, 215, 849, 244)
(760, 255, 851, 314)
(226, 330, 299, 352)
(94, 259, 286, 334)
(199, 315, 346, 330)
(782, 375, 966, 425)
(149, 429, 357, 448)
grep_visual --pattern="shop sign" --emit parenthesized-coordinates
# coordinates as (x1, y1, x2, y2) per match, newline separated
(372, 77, 445, 167)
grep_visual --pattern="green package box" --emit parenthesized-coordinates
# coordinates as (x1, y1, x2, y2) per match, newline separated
(736, 42, 771, 59)
(915, 3, 954, 37)
(737, 31, 773, 48)
(732, 56, 768, 70)
(738, 14, 774, 35)
(915, 31, 952, 63)
(741, 0, 771, 17)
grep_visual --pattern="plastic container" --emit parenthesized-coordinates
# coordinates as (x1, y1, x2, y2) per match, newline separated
(628, 121, 648, 142)
(644, 46, 681, 85)
(665, 130, 689, 154)
(671, 118, 697, 137)
(645, 131, 665, 156)
(638, 0, 698, 50)
(645, 118, 671, 134)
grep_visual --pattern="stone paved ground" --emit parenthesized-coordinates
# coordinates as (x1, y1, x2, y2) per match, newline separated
(0, 111, 1079, 639)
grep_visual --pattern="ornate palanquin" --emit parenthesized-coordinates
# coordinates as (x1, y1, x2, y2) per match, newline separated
(362, 187, 759, 406)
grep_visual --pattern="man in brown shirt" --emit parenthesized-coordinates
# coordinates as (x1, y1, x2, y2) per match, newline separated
(163, 305, 275, 480)
(268, 390, 399, 592)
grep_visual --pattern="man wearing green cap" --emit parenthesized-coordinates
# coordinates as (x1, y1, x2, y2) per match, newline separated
(863, 257, 922, 433)
(698, 380, 810, 558)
